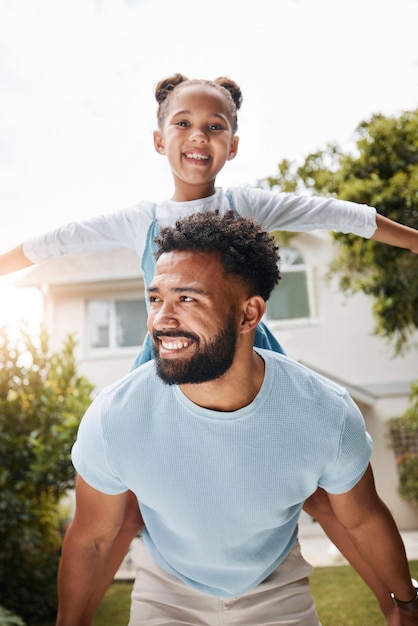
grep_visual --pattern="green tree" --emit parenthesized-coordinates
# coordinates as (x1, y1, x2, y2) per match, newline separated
(259, 109, 418, 353)
(0, 327, 94, 624)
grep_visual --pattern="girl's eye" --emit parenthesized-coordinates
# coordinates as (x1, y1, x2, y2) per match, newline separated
(208, 123, 223, 131)
(175, 120, 189, 128)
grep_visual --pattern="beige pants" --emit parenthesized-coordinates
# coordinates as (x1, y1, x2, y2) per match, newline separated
(129, 539, 321, 626)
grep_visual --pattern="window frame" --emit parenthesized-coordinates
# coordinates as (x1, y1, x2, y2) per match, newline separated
(265, 246, 317, 328)
(86, 296, 148, 355)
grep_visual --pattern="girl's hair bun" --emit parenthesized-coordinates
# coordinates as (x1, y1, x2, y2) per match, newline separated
(214, 77, 243, 110)
(155, 73, 189, 105)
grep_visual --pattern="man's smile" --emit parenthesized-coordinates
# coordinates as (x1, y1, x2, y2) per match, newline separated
(160, 338, 193, 351)
(153, 330, 198, 357)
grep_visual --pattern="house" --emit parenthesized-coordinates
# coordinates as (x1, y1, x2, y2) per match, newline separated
(18, 231, 418, 529)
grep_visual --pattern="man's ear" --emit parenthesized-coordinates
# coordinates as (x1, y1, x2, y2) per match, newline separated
(239, 296, 266, 334)
(153, 130, 166, 155)
(227, 136, 239, 161)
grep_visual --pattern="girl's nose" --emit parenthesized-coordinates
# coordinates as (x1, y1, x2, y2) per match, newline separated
(189, 127, 208, 143)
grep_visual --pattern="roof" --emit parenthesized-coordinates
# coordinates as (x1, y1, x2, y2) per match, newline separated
(17, 248, 143, 288)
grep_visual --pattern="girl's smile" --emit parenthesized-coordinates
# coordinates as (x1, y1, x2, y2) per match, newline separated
(183, 151, 211, 164)
(153, 85, 239, 201)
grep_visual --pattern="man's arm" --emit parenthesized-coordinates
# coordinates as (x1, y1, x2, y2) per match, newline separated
(304, 488, 401, 626)
(372, 214, 418, 253)
(56, 475, 128, 626)
(79, 491, 144, 626)
(328, 464, 417, 625)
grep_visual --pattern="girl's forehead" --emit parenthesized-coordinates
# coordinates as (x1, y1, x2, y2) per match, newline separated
(169, 84, 230, 115)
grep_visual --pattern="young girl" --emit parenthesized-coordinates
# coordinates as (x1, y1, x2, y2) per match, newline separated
(2, 74, 417, 626)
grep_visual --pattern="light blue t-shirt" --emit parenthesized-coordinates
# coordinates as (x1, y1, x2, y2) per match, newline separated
(72, 349, 372, 597)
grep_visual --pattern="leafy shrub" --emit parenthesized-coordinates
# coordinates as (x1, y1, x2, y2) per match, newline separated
(0, 606, 25, 626)
(0, 327, 94, 623)
(388, 380, 418, 505)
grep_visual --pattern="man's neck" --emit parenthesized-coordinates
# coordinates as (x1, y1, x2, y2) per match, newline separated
(179, 351, 265, 412)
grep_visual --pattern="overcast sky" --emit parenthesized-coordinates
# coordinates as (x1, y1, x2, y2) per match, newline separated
(1, 0, 418, 325)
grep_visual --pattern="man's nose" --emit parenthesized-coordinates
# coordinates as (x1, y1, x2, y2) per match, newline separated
(152, 307, 179, 331)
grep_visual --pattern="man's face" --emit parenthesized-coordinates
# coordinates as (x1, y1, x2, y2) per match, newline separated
(147, 250, 243, 385)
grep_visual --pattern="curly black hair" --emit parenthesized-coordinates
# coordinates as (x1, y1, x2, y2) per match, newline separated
(154, 210, 281, 301)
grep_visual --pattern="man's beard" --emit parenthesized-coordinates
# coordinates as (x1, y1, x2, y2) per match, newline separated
(152, 311, 238, 385)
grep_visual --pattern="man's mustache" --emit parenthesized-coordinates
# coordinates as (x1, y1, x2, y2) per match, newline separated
(153, 330, 200, 343)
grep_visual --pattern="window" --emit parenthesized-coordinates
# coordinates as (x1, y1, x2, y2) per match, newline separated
(266, 247, 311, 321)
(87, 298, 148, 350)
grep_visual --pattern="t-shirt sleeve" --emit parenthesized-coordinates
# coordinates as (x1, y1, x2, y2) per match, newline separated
(318, 392, 373, 494)
(230, 187, 377, 238)
(71, 398, 128, 495)
(22, 202, 154, 263)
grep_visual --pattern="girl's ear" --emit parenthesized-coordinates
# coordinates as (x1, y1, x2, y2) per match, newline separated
(153, 130, 166, 155)
(239, 295, 266, 334)
(227, 136, 239, 161)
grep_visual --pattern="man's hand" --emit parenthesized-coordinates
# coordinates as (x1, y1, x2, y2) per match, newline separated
(381, 600, 401, 626)
(399, 608, 418, 625)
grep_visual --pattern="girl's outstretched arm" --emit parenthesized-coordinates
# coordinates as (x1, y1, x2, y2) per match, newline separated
(373, 215, 418, 253)
(0, 244, 34, 276)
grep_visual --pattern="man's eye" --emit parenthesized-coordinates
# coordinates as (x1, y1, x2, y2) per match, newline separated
(149, 296, 161, 303)
(181, 296, 195, 302)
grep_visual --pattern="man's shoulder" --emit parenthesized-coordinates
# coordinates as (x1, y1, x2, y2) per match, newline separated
(259, 349, 348, 399)
(99, 360, 168, 403)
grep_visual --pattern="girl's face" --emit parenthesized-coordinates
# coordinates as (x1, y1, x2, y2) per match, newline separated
(153, 84, 239, 201)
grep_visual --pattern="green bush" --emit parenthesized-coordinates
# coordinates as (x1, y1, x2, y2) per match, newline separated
(0, 327, 94, 623)
(388, 380, 418, 505)
(0, 606, 25, 626)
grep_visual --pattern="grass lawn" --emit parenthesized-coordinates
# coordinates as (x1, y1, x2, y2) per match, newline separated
(34, 560, 418, 626)
(311, 560, 418, 625)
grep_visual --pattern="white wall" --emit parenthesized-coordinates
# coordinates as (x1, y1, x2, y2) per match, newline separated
(270, 233, 417, 385)
(44, 282, 144, 395)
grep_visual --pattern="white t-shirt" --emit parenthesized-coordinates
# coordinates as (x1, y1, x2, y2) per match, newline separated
(23, 186, 376, 263)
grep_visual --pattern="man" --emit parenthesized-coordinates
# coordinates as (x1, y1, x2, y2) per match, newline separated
(57, 210, 418, 626)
